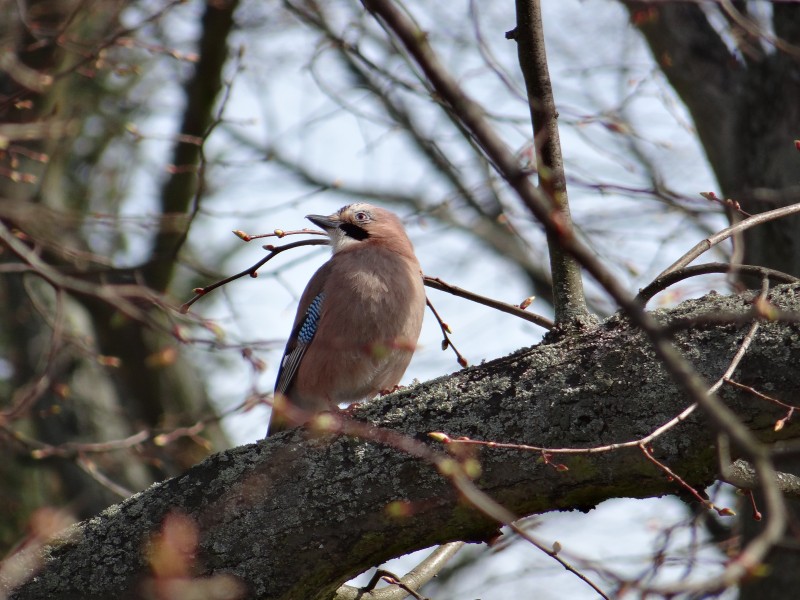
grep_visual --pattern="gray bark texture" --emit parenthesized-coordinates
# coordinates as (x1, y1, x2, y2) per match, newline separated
(9, 283, 800, 600)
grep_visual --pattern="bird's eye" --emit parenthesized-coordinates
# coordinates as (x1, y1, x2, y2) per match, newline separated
(355, 211, 369, 222)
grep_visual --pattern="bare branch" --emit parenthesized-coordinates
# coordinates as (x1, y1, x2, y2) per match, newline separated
(656, 201, 800, 278)
(334, 542, 464, 600)
(424, 276, 553, 330)
(512, 0, 590, 329)
(723, 459, 800, 498)
(636, 262, 798, 305)
(179, 239, 329, 313)
(424, 296, 468, 368)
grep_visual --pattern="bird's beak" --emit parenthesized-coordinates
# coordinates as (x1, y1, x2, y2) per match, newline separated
(306, 213, 340, 231)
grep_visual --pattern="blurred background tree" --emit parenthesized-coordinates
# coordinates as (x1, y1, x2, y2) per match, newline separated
(2, 0, 798, 598)
(0, 0, 234, 547)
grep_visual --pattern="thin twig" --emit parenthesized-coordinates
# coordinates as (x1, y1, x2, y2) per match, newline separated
(15, 393, 257, 460)
(700, 191, 752, 218)
(724, 378, 797, 434)
(0, 222, 175, 340)
(636, 262, 798, 305)
(425, 276, 553, 330)
(178, 238, 328, 313)
(639, 443, 730, 515)
(718, 0, 800, 60)
(425, 296, 468, 368)
(723, 379, 799, 413)
(28, 430, 151, 459)
(359, 570, 428, 600)
(657, 201, 800, 278)
(232, 228, 324, 242)
(180, 236, 554, 333)
(449, 471, 611, 599)
(76, 456, 133, 499)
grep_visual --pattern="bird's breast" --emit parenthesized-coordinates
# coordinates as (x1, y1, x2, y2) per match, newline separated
(292, 248, 425, 405)
(348, 269, 390, 302)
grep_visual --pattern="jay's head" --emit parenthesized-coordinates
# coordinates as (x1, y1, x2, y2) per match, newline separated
(306, 203, 414, 256)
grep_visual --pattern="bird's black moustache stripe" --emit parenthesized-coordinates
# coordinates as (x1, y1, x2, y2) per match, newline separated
(339, 223, 370, 240)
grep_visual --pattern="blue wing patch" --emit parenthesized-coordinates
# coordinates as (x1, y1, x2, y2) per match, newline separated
(275, 292, 325, 395)
(298, 293, 325, 344)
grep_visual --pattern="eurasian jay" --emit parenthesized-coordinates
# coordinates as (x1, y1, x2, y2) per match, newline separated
(267, 203, 426, 436)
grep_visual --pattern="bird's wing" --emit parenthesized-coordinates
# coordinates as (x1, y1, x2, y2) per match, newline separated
(274, 260, 333, 397)
(274, 290, 325, 396)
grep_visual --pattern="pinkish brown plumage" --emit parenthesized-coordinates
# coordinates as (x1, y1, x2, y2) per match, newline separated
(267, 203, 425, 436)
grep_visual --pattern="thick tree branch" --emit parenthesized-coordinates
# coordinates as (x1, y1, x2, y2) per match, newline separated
(9, 283, 800, 600)
(724, 459, 800, 498)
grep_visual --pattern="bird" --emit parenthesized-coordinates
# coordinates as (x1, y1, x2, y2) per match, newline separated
(266, 203, 426, 436)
